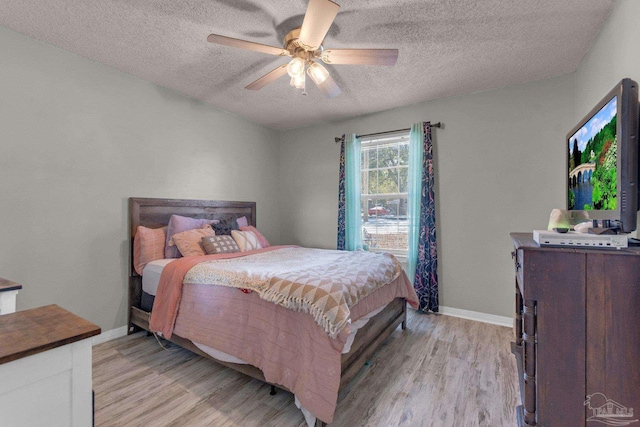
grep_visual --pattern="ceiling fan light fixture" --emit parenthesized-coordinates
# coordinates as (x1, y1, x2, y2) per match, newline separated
(307, 62, 330, 85)
(287, 57, 306, 78)
(207, 0, 398, 97)
(290, 73, 305, 89)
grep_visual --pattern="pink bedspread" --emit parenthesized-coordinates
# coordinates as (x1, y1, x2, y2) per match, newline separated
(150, 246, 286, 338)
(149, 246, 419, 423)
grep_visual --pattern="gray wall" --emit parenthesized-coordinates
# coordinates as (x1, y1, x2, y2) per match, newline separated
(0, 27, 281, 331)
(278, 75, 576, 318)
(575, 0, 640, 118)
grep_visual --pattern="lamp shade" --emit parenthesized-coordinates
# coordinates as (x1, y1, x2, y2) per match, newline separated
(307, 62, 330, 85)
(290, 73, 305, 89)
(287, 57, 305, 77)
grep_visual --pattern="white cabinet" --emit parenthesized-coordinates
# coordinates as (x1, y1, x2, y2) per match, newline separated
(0, 305, 101, 427)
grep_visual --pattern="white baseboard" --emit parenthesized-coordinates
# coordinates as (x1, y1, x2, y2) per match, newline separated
(92, 325, 128, 346)
(439, 306, 512, 328)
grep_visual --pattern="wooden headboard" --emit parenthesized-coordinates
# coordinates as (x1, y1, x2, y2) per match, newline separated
(128, 197, 257, 327)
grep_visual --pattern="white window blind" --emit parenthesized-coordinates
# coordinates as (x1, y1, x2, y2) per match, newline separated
(360, 131, 410, 252)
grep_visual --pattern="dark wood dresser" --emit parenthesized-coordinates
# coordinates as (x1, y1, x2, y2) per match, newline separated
(510, 233, 640, 427)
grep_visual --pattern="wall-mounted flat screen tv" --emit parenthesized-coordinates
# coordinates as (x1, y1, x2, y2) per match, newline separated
(567, 78, 639, 233)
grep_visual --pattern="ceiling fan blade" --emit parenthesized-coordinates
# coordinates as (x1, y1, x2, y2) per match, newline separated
(245, 64, 289, 90)
(313, 73, 341, 98)
(299, 0, 340, 51)
(322, 49, 399, 66)
(207, 34, 288, 56)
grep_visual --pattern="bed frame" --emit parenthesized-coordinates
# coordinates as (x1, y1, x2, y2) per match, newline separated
(128, 197, 408, 427)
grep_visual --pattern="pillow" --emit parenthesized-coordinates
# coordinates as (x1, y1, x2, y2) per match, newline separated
(236, 216, 249, 228)
(133, 226, 167, 275)
(201, 235, 240, 254)
(165, 215, 217, 258)
(231, 230, 262, 252)
(169, 227, 215, 257)
(212, 219, 239, 236)
(240, 225, 270, 248)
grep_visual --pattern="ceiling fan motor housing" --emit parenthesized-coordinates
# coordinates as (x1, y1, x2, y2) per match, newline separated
(284, 28, 323, 59)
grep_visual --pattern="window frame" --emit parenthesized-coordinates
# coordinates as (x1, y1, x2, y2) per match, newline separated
(360, 131, 411, 254)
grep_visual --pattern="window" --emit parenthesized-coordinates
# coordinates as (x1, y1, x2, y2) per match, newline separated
(361, 131, 410, 252)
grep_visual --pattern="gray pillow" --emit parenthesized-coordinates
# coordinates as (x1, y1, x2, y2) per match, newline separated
(201, 235, 240, 254)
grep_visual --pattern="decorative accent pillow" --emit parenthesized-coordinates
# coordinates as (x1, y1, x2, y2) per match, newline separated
(165, 215, 218, 258)
(168, 227, 215, 257)
(201, 235, 240, 254)
(133, 226, 167, 275)
(240, 225, 270, 248)
(231, 230, 262, 252)
(212, 219, 239, 236)
(236, 216, 249, 228)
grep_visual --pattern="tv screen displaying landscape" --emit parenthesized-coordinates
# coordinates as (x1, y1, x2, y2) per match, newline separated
(568, 96, 618, 211)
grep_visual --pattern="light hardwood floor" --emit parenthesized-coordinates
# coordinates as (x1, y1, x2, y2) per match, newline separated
(93, 310, 519, 427)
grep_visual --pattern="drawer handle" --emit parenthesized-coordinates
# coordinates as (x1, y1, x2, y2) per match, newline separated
(512, 251, 521, 271)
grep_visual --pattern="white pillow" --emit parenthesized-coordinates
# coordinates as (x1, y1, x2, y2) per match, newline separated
(231, 230, 262, 252)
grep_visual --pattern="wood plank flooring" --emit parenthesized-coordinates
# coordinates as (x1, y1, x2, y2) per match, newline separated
(93, 310, 519, 427)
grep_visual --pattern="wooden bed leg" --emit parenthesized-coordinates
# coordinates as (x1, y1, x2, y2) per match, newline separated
(270, 385, 276, 395)
(401, 319, 407, 330)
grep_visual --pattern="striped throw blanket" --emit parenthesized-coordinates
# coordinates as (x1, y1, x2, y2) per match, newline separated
(184, 247, 402, 338)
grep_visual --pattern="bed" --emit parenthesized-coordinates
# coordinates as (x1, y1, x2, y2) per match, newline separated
(128, 197, 418, 426)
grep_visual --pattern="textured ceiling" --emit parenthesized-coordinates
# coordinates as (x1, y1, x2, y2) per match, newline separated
(0, 0, 616, 129)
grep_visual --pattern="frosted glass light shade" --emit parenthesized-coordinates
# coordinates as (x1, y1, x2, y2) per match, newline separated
(287, 57, 305, 77)
(290, 73, 305, 89)
(307, 62, 330, 85)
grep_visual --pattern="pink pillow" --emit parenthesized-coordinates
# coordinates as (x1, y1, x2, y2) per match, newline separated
(240, 225, 270, 248)
(133, 226, 167, 275)
(165, 215, 217, 258)
(169, 227, 215, 257)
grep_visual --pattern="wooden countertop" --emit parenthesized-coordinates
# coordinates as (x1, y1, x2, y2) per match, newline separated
(0, 277, 22, 292)
(0, 304, 101, 365)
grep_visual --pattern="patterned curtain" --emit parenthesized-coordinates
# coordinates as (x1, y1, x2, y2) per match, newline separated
(336, 134, 362, 251)
(414, 122, 439, 312)
(337, 134, 346, 250)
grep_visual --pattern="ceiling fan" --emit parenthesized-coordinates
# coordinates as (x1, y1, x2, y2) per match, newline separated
(207, 0, 398, 98)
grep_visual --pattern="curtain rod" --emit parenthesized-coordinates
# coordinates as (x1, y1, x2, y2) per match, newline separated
(334, 122, 442, 143)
